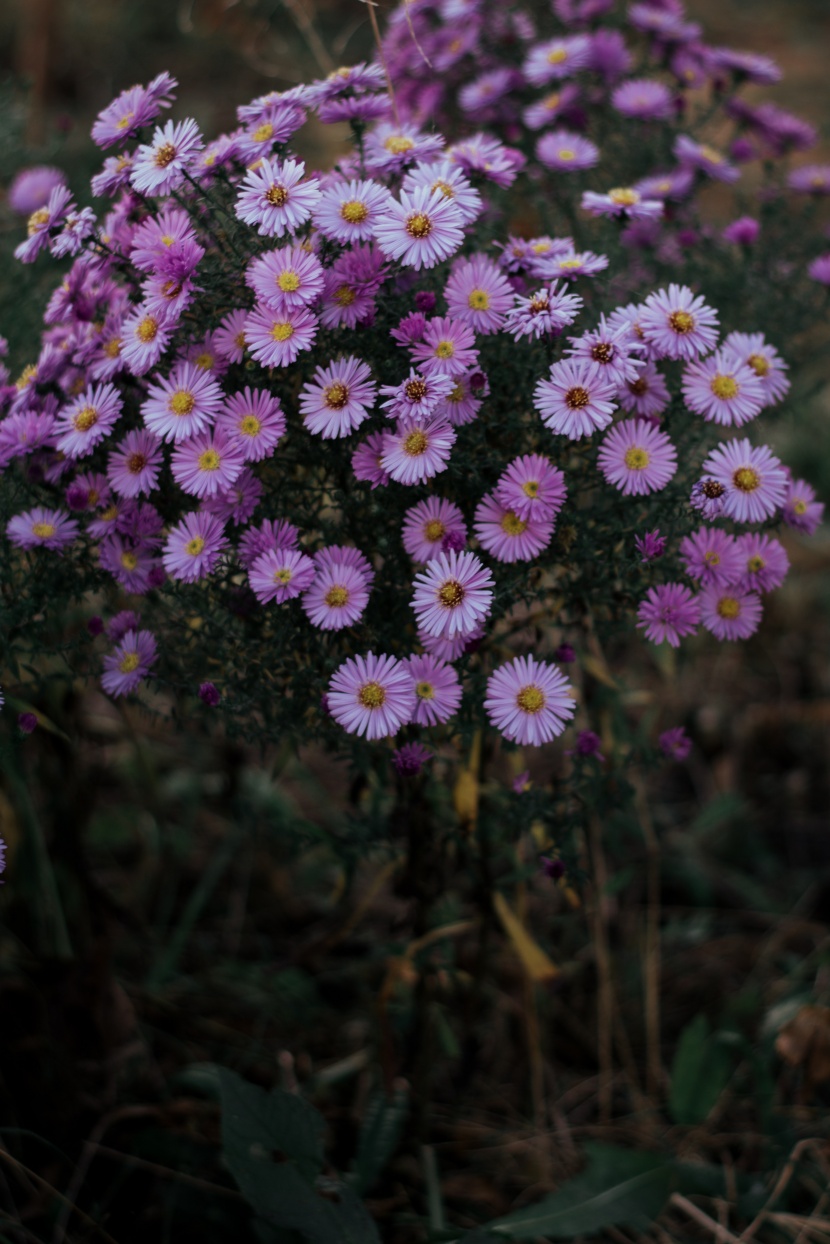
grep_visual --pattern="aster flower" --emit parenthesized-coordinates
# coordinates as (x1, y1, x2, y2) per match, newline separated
(235, 102, 306, 161)
(723, 217, 760, 246)
(700, 586, 763, 641)
(391, 312, 427, 348)
(130, 208, 195, 272)
(7, 506, 78, 551)
(121, 306, 174, 376)
(444, 256, 515, 335)
(199, 681, 221, 706)
(66, 472, 110, 513)
(51, 207, 98, 259)
(412, 549, 494, 638)
(217, 388, 286, 461)
(504, 284, 584, 341)
(690, 477, 727, 521)
(162, 511, 227, 582)
(701, 439, 788, 524)
(185, 333, 228, 379)
(448, 133, 525, 189)
(302, 547, 373, 630)
(8, 165, 66, 214)
(634, 169, 695, 201)
(734, 533, 789, 593)
(403, 653, 462, 726)
(535, 358, 618, 439)
(618, 362, 671, 418)
(459, 67, 517, 115)
(320, 245, 385, 329)
(99, 535, 158, 592)
(403, 496, 468, 562)
(131, 119, 203, 195)
(721, 332, 789, 406)
(637, 583, 700, 647)
(783, 478, 824, 534)
(679, 526, 744, 587)
(496, 455, 567, 523)
(238, 518, 299, 567)
(808, 255, 830, 285)
(635, 530, 666, 562)
(673, 135, 739, 184)
(313, 178, 393, 243)
(235, 157, 320, 238)
(245, 245, 324, 313)
(54, 383, 123, 458)
(402, 160, 482, 226)
(410, 316, 478, 376)
(107, 429, 163, 497)
(485, 655, 575, 747)
(14, 186, 73, 263)
(566, 730, 605, 762)
(300, 356, 377, 438)
(101, 630, 158, 698)
(365, 124, 445, 175)
(787, 165, 830, 194)
(106, 610, 142, 643)
(523, 35, 591, 86)
(328, 652, 415, 741)
(420, 621, 485, 662)
(639, 284, 720, 361)
(546, 250, 609, 280)
(374, 187, 465, 270)
(381, 416, 456, 484)
(352, 430, 391, 489)
(611, 78, 673, 120)
(214, 309, 249, 365)
(202, 469, 263, 526)
(582, 188, 663, 221)
(567, 315, 645, 388)
(712, 46, 781, 83)
(474, 492, 555, 563)
(660, 726, 692, 760)
(437, 369, 489, 427)
(537, 130, 599, 172)
(171, 430, 245, 499)
(523, 84, 581, 129)
(681, 350, 765, 427)
(248, 547, 316, 604)
(142, 361, 224, 442)
(244, 304, 318, 368)
(393, 742, 433, 776)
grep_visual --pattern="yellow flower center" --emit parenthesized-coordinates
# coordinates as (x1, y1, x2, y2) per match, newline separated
(717, 596, 740, 619)
(15, 364, 37, 391)
(194, 352, 214, 371)
(104, 338, 122, 358)
(794, 499, 808, 515)
(435, 340, 455, 358)
(624, 447, 650, 470)
(384, 135, 414, 154)
(325, 585, 349, 607)
(27, 208, 50, 235)
(324, 382, 349, 409)
(416, 680, 435, 700)
(448, 383, 465, 403)
(557, 149, 575, 162)
(565, 385, 590, 409)
(120, 550, 138, 570)
(668, 309, 696, 335)
(530, 295, 550, 313)
(73, 405, 98, 432)
(438, 579, 465, 607)
(277, 270, 301, 292)
(169, 390, 195, 416)
(119, 652, 141, 673)
(547, 47, 568, 63)
(501, 510, 528, 535)
(747, 353, 770, 377)
(160, 234, 175, 246)
(234, 330, 247, 350)
(31, 522, 56, 539)
(747, 554, 765, 572)
(609, 187, 639, 206)
(516, 685, 545, 713)
(403, 431, 428, 456)
(136, 316, 159, 343)
(153, 142, 177, 168)
(711, 374, 739, 400)
(116, 113, 134, 130)
(341, 199, 369, 224)
(700, 144, 723, 164)
(703, 550, 720, 565)
(185, 536, 206, 556)
(733, 467, 760, 492)
(101, 505, 118, 521)
(198, 449, 221, 471)
(431, 179, 455, 199)
(544, 92, 561, 110)
(271, 322, 294, 342)
(424, 519, 445, 542)
(406, 212, 432, 239)
(239, 414, 261, 436)
(253, 122, 274, 142)
(335, 284, 356, 306)
(274, 567, 293, 584)
(629, 377, 648, 396)
(558, 258, 582, 270)
(468, 289, 490, 310)
(359, 680, 386, 707)
(522, 480, 539, 497)
(265, 185, 288, 206)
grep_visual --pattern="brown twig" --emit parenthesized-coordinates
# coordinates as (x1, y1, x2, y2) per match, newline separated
(742, 1140, 827, 1242)
(668, 1193, 742, 1244)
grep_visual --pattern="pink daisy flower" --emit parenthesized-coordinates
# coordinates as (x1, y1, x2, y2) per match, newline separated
(54, 382, 123, 459)
(546, 250, 609, 280)
(402, 496, 468, 562)
(302, 547, 373, 630)
(634, 169, 695, 201)
(171, 430, 245, 499)
(420, 622, 485, 663)
(14, 185, 73, 263)
(410, 316, 478, 376)
(162, 511, 227, 582)
(438, 370, 489, 427)
(566, 315, 644, 388)
(99, 535, 159, 594)
(299, 357, 377, 439)
(674, 135, 740, 184)
(217, 388, 285, 461)
(537, 130, 599, 172)
(495, 455, 567, 522)
(474, 492, 555, 562)
(121, 306, 173, 377)
(682, 350, 765, 427)
(234, 157, 320, 238)
(535, 358, 618, 438)
(214, 309, 249, 365)
(92, 82, 173, 148)
(444, 255, 515, 335)
(403, 653, 462, 726)
(721, 332, 790, 407)
(364, 123, 444, 175)
(783, 479, 824, 535)
(352, 431, 390, 489)
(131, 118, 203, 195)
(244, 304, 318, 368)
(700, 586, 763, 641)
(637, 583, 700, 647)
(402, 160, 482, 226)
(313, 178, 393, 243)
(522, 84, 581, 129)
(107, 429, 163, 497)
(129, 208, 195, 271)
(380, 369, 455, 421)
(523, 36, 591, 86)
(238, 518, 299, 568)
(611, 77, 673, 119)
(381, 416, 456, 485)
(328, 652, 415, 741)
(412, 549, 494, 639)
(235, 102, 305, 161)
(701, 439, 788, 524)
(101, 630, 158, 698)
(448, 133, 524, 189)
(582, 188, 663, 220)
(248, 547, 316, 604)
(201, 469, 263, 526)
(504, 284, 584, 341)
(6, 506, 78, 551)
(734, 533, 789, 593)
(142, 362, 224, 442)
(245, 245, 325, 312)
(618, 362, 671, 418)
(679, 526, 744, 587)
(374, 187, 464, 270)
(485, 655, 576, 747)
(639, 284, 720, 361)
(597, 420, 677, 496)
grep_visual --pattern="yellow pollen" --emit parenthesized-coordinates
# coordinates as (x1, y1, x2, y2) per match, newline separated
(557, 149, 576, 162)
(325, 585, 349, 607)
(669, 309, 695, 334)
(544, 92, 561, 110)
(532, 242, 552, 254)
(234, 331, 246, 350)
(185, 536, 205, 556)
(31, 521, 56, 539)
(359, 680, 386, 708)
(136, 316, 158, 343)
(104, 338, 122, 358)
(608, 187, 639, 206)
(703, 550, 721, 565)
(711, 374, 739, 399)
(116, 113, 134, 130)
(160, 234, 175, 246)
(341, 199, 369, 224)
(162, 280, 181, 299)
(265, 184, 288, 206)
(699, 144, 723, 164)
(253, 122, 274, 142)
(119, 652, 141, 673)
(329, 66, 352, 80)
(403, 431, 428, 456)
(127, 452, 146, 474)
(335, 284, 356, 306)
(101, 505, 118, 521)
(274, 567, 293, 584)
(717, 596, 740, 619)
(198, 449, 221, 471)
(501, 510, 528, 535)
(169, 389, 196, 416)
(153, 142, 177, 168)
(547, 47, 568, 63)
(116, 155, 131, 171)
(194, 352, 214, 370)
(448, 383, 465, 403)
(324, 382, 349, 409)
(239, 414, 261, 436)
(522, 480, 539, 497)
(406, 212, 432, 239)
(203, 153, 217, 166)
(530, 296, 550, 313)
(415, 681, 435, 700)
(565, 385, 590, 409)
(405, 379, 428, 400)
(435, 340, 455, 359)
(424, 519, 445, 542)
(27, 208, 50, 235)
(438, 579, 465, 608)
(516, 685, 545, 713)
(468, 289, 490, 310)
(624, 446, 650, 470)
(277, 270, 301, 292)
(73, 405, 98, 432)
(733, 467, 760, 492)
(793, 499, 808, 515)
(747, 554, 765, 572)
(120, 551, 138, 570)
(431, 179, 455, 199)
(271, 322, 294, 342)
(383, 135, 415, 154)
(747, 353, 770, 377)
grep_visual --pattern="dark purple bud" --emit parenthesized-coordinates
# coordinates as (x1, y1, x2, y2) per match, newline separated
(541, 856, 565, 880)
(18, 712, 38, 735)
(198, 682, 221, 706)
(415, 290, 436, 312)
(87, 616, 104, 637)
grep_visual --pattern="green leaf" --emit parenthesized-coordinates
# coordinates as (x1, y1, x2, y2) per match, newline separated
(218, 1068, 324, 1184)
(668, 1015, 734, 1125)
(350, 1083, 409, 1195)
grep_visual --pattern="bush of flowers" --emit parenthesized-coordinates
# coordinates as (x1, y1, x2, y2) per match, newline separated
(0, 0, 826, 875)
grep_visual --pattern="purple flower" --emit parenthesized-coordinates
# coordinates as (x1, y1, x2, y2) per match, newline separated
(393, 742, 433, 776)
(328, 652, 415, 740)
(679, 526, 743, 587)
(199, 682, 221, 706)
(121, 306, 173, 377)
(598, 420, 677, 496)
(313, 178, 393, 243)
(635, 530, 666, 562)
(300, 356, 377, 439)
(18, 712, 39, 735)
(131, 119, 203, 195)
(537, 130, 599, 172)
(54, 382, 123, 459)
(238, 518, 299, 567)
(402, 496, 467, 562)
(444, 255, 515, 335)
(554, 643, 575, 663)
(788, 165, 830, 195)
(637, 583, 700, 647)
(101, 629, 158, 697)
(87, 615, 105, 636)
(541, 856, 566, 880)
(659, 726, 692, 760)
(412, 549, 494, 639)
(566, 314, 645, 388)
(171, 430, 245, 499)
(547, 250, 609, 280)
(701, 439, 788, 524)
(217, 388, 286, 461)
(723, 217, 760, 246)
(244, 304, 318, 369)
(639, 284, 720, 361)
(690, 477, 727, 521)
(700, 586, 763, 641)
(234, 157, 320, 237)
(108, 429, 163, 498)
(249, 547, 316, 604)
(448, 133, 525, 188)
(403, 160, 483, 227)
(611, 78, 672, 120)
(634, 169, 695, 201)
(618, 362, 671, 419)
(162, 511, 227, 582)
(721, 332, 789, 407)
(567, 730, 605, 762)
(92, 76, 175, 148)
(14, 186, 73, 263)
(504, 284, 583, 341)
(391, 312, 428, 347)
(582, 188, 663, 221)
(523, 35, 591, 86)
(495, 454, 567, 523)
(403, 654, 462, 726)
(474, 492, 555, 563)
(381, 416, 456, 484)
(513, 770, 531, 794)
(410, 316, 478, 377)
(142, 361, 224, 442)
(107, 610, 142, 642)
(235, 102, 306, 161)
(523, 85, 581, 130)
(783, 479, 824, 534)
(8, 166, 67, 214)
(734, 533, 789, 593)
(681, 350, 765, 427)
(7, 506, 78, 551)
(808, 255, 830, 285)
(674, 135, 739, 183)
(302, 546, 373, 631)
(245, 245, 324, 313)
(485, 655, 576, 747)
(364, 123, 444, 175)
(352, 431, 391, 489)
(534, 358, 618, 439)
(415, 291, 436, 313)
(374, 186, 464, 270)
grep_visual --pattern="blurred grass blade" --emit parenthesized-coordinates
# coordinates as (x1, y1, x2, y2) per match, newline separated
(492, 891, 559, 983)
